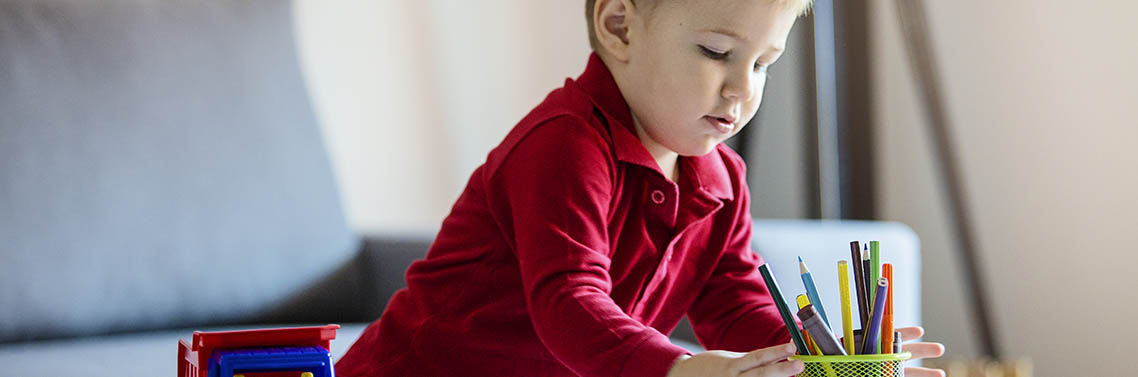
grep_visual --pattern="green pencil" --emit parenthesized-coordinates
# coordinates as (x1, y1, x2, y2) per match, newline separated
(759, 263, 811, 355)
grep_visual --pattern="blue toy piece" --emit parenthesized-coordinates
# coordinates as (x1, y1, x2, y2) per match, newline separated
(178, 325, 339, 377)
(207, 346, 334, 377)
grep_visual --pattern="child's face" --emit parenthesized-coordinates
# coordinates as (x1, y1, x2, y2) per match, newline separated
(615, 0, 799, 157)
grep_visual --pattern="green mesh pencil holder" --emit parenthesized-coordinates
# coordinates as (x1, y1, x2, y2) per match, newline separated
(790, 352, 911, 377)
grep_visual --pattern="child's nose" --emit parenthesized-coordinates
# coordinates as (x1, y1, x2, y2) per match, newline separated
(721, 69, 759, 103)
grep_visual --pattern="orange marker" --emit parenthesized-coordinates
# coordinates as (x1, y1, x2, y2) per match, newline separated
(803, 329, 823, 356)
(882, 264, 895, 354)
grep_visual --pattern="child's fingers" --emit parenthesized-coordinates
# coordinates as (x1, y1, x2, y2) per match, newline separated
(903, 342, 945, 360)
(897, 326, 924, 342)
(904, 366, 947, 377)
(730, 343, 797, 373)
(739, 359, 805, 377)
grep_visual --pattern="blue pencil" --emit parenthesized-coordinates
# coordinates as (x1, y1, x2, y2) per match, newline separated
(798, 256, 832, 331)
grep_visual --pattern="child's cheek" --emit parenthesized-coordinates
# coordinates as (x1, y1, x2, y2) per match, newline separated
(747, 86, 765, 113)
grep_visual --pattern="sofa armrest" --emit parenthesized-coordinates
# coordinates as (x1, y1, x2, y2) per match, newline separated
(355, 232, 436, 317)
(252, 232, 433, 325)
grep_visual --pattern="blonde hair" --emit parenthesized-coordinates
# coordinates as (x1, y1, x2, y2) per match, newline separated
(585, 0, 815, 50)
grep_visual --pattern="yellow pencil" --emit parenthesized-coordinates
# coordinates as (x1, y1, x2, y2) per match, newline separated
(838, 260, 856, 355)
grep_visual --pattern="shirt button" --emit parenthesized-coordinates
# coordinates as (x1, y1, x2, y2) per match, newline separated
(650, 190, 665, 204)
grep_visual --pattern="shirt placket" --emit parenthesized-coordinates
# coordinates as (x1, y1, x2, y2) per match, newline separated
(632, 184, 726, 317)
(632, 181, 680, 315)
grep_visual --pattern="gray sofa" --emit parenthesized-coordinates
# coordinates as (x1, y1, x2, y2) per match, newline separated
(0, 0, 921, 375)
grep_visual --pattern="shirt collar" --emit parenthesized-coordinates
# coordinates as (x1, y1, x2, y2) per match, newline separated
(573, 53, 734, 202)
(682, 148, 735, 201)
(574, 53, 654, 167)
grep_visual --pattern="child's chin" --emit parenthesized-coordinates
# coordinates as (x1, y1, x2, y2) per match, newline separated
(679, 144, 719, 157)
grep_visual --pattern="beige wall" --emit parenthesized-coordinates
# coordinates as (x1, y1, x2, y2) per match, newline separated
(872, 0, 1138, 375)
(293, 0, 591, 233)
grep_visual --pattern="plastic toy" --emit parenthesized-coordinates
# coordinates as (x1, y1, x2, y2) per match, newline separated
(178, 324, 339, 377)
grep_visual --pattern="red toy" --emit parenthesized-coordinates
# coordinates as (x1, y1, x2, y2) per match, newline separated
(178, 324, 339, 377)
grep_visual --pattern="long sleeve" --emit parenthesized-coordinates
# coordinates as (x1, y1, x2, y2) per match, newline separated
(487, 116, 690, 377)
(685, 184, 793, 352)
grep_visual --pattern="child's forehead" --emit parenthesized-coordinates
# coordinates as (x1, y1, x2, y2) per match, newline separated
(654, 0, 797, 42)
(658, 1, 791, 28)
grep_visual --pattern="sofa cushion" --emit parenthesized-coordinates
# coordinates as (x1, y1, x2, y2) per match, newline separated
(0, 0, 356, 342)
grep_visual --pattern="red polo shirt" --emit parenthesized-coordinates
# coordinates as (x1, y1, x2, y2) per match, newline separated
(335, 54, 791, 377)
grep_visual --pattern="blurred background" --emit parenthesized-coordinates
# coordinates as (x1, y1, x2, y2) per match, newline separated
(297, 0, 1136, 376)
(1, 0, 1134, 375)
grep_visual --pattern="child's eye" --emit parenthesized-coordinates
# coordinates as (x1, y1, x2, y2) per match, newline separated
(698, 45, 729, 60)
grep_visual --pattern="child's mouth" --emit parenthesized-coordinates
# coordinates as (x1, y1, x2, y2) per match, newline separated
(704, 116, 735, 134)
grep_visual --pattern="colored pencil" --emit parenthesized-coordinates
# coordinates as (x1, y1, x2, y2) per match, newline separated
(759, 264, 811, 355)
(838, 260, 856, 355)
(850, 242, 870, 334)
(862, 248, 872, 319)
(870, 242, 881, 303)
(799, 256, 832, 330)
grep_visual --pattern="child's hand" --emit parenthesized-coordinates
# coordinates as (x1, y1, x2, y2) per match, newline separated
(666, 342, 804, 377)
(897, 326, 946, 377)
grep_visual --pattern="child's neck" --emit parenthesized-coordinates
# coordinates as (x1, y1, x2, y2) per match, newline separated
(631, 117, 680, 182)
(655, 152, 679, 183)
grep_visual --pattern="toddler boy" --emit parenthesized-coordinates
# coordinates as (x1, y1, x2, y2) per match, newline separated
(336, 1, 944, 376)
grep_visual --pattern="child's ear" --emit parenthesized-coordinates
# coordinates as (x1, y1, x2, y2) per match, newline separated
(594, 0, 638, 62)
